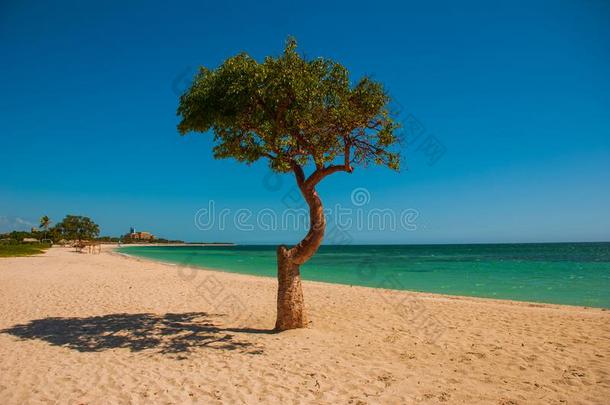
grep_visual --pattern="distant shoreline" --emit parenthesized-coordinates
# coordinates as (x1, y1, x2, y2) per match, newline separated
(113, 241, 608, 247)
(113, 242, 236, 247)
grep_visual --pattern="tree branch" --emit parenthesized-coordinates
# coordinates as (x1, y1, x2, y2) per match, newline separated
(292, 162, 306, 187)
(301, 137, 353, 188)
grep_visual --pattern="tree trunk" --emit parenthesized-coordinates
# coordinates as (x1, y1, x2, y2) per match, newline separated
(275, 186, 326, 331)
(275, 245, 306, 330)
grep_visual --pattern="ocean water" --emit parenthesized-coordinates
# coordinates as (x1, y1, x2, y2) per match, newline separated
(117, 243, 610, 308)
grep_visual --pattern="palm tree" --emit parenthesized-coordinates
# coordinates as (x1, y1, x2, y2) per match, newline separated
(39, 215, 51, 242)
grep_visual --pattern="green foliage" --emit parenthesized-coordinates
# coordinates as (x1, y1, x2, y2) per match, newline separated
(39, 215, 52, 241)
(54, 215, 100, 241)
(1, 215, 101, 244)
(95, 236, 121, 243)
(39, 215, 50, 230)
(118, 235, 184, 244)
(177, 37, 400, 175)
(0, 243, 51, 257)
(48, 226, 63, 242)
(1, 230, 37, 242)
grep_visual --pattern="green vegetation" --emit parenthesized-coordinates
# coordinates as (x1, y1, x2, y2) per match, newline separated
(177, 38, 400, 330)
(1, 215, 181, 248)
(96, 236, 121, 243)
(177, 37, 399, 172)
(54, 215, 100, 242)
(39, 215, 51, 242)
(1, 230, 39, 242)
(0, 242, 51, 257)
(118, 235, 184, 244)
(1, 215, 100, 245)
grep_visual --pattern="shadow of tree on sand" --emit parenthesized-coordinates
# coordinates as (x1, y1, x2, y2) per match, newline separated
(1, 312, 271, 355)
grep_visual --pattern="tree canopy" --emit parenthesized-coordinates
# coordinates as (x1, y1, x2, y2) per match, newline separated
(176, 38, 402, 330)
(55, 215, 100, 241)
(39, 215, 50, 230)
(177, 38, 400, 182)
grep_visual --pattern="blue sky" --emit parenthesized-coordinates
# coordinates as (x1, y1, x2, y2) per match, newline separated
(1, 0, 609, 244)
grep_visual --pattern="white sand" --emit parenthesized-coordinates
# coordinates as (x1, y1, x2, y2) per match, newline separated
(0, 246, 608, 404)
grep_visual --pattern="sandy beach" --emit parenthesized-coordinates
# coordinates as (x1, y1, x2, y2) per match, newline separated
(0, 246, 608, 404)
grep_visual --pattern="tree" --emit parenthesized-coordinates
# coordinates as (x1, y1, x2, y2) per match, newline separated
(177, 38, 400, 331)
(54, 215, 100, 243)
(39, 215, 51, 241)
(48, 226, 63, 243)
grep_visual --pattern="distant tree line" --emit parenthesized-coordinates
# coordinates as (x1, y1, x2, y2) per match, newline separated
(0, 215, 183, 245)
(0, 215, 99, 244)
(118, 234, 184, 244)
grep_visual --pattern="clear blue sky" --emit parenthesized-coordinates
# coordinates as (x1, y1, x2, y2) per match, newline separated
(1, 0, 609, 244)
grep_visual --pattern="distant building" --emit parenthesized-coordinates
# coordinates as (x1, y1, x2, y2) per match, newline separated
(23, 238, 39, 243)
(129, 231, 154, 241)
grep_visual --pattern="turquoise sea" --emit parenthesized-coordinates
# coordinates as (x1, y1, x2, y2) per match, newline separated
(117, 243, 610, 308)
